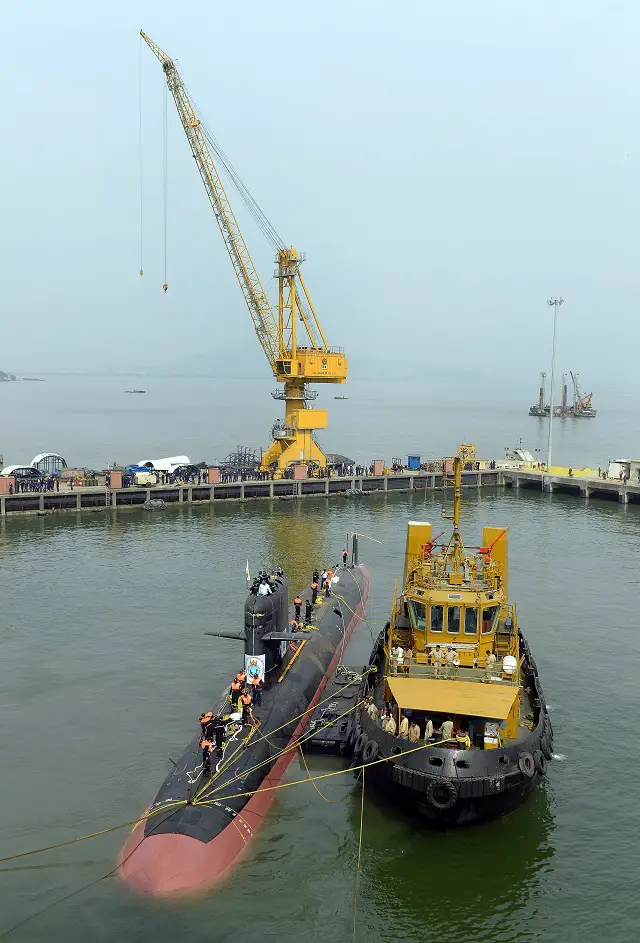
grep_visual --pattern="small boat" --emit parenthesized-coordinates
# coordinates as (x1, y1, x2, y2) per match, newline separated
(334, 395, 349, 400)
(352, 452, 553, 826)
(126, 389, 146, 394)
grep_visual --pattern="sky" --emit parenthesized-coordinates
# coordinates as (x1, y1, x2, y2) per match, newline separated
(2, 1, 638, 394)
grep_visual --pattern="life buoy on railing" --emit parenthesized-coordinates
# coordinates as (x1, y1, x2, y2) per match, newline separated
(518, 751, 535, 778)
(354, 733, 367, 757)
(363, 740, 379, 762)
(426, 778, 459, 811)
(533, 750, 547, 775)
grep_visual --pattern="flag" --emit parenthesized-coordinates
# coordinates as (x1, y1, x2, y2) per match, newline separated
(245, 560, 251, 585)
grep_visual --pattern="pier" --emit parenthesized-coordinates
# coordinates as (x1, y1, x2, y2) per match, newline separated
(1, 466, 639, 518)
(0, 469, 500, 516)
(502, 468, 640, 504)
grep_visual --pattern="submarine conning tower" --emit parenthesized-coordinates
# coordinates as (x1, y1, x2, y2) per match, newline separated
(243, 574, 289, 678)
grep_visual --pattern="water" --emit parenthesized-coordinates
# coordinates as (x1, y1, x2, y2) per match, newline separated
(1, 489, 639, 941)
(0, 374, 637, 471)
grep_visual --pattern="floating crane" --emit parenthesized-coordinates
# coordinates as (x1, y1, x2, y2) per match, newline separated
(141, 31, 347, 473)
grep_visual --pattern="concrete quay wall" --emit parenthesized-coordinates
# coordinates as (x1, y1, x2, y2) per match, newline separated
(0, 469, 501, 517)
(502, 469, 640, 504)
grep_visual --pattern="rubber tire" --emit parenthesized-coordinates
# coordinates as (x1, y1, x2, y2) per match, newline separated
(534, 750, 548, 775)
(426, 778, 459, 811)
(354, 733, 367, 757)
(540, 737, 553, 761)
(362, 740, 379, 763)
(518, 751, 535, 778)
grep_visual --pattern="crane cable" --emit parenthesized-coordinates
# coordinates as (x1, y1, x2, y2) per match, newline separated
(138, 35, 144, 278)
(162, 80, 168, 292)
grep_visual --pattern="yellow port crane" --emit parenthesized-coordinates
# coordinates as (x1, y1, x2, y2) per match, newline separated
(141, 32, 347, 473)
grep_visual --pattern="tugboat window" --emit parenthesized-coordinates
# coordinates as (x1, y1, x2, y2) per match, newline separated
(430, 605, 444, 632)
(464, 607, 478, 634)
(408, 600, 426, 631)
(482, 605, 499, 634)
(447, 606, 461, 633)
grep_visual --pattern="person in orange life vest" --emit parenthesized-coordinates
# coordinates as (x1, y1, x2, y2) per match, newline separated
(294, 595, 302, 620)
(311, 580, 319, 604)
(200, 737, 213, 774)
(240, 691, 254, 725)
(323, 577, 331, 597)
(199, 711, 214, 739)
(342, 548, 348, 566)
(251, 675, 263, 706)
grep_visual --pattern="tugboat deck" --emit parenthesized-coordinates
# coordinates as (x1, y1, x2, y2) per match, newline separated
(386, 676, 519, 720)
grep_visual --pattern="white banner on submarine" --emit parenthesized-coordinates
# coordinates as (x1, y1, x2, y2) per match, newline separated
(245, 654, 265, 684)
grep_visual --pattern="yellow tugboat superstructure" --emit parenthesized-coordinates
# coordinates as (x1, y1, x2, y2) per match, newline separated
(354, 452, 553, 825)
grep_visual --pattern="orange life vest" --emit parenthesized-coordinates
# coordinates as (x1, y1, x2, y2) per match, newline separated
(241, 693, 252, 706)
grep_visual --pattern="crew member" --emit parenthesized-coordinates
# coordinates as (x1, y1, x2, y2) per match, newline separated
(251, 674, 263, 706)
(384, 712, 397, 736)
(211, 715, 226, 758)
(445, 646, 459, 680)
(408, 721, 421, 743)
(240, 690, 254, 725)
(312, 569, 319, 585)
(342, 548, 348, 567)
(199, 711, 214, 739)
(290, 618, 299, 633)
(305, 599, 313, 624)
(399, 714, 409, 739)
(323, 577, 331, 598)
(294, 595, 302, 620)
(230, 678, 243, 705)
(484, 649, 497, 682)
(200, 737, 213, 774)
(424, 717, 434, 741)
(311, 580, 319, 604)
(441, 717, 454, 741)
(432, 645, 444, 678)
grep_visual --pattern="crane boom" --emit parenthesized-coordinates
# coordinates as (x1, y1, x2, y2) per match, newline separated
(141, 31, 280, 370)
(141, 32, 348, 474)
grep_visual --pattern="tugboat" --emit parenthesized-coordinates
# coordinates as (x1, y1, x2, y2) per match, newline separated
(352, 454, 552, 826)
(119, 549, 369, 897)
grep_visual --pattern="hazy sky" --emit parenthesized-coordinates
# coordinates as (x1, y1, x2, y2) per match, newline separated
(2, 1, 638, 390)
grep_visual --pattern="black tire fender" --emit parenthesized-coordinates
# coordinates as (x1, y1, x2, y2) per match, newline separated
(540, 737, 553, 761)
(518, 751, 535, 778)
(534, 750, 548, 775)
(363, 740, 379, 763)
(426, 778, 459, 811)
(354, 733, 367, 756)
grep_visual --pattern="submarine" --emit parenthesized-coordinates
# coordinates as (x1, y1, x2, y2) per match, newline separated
(119, 543, 369, 897)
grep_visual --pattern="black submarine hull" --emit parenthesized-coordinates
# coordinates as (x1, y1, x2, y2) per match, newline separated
(119, 564, 369, 896)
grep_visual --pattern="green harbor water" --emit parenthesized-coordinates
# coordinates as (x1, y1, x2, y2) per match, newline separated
(1, 489, 639, 942)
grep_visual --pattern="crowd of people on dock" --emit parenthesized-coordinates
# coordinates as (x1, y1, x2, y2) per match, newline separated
(9, 477, 60, 494)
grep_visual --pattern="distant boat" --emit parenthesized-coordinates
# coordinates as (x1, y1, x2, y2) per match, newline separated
(22, 377, 45, 382)
(334, 395, 349, 400)
(126, 389, 146, 394)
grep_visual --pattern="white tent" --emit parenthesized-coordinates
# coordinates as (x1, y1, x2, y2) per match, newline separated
(136, 455, 191, 472)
